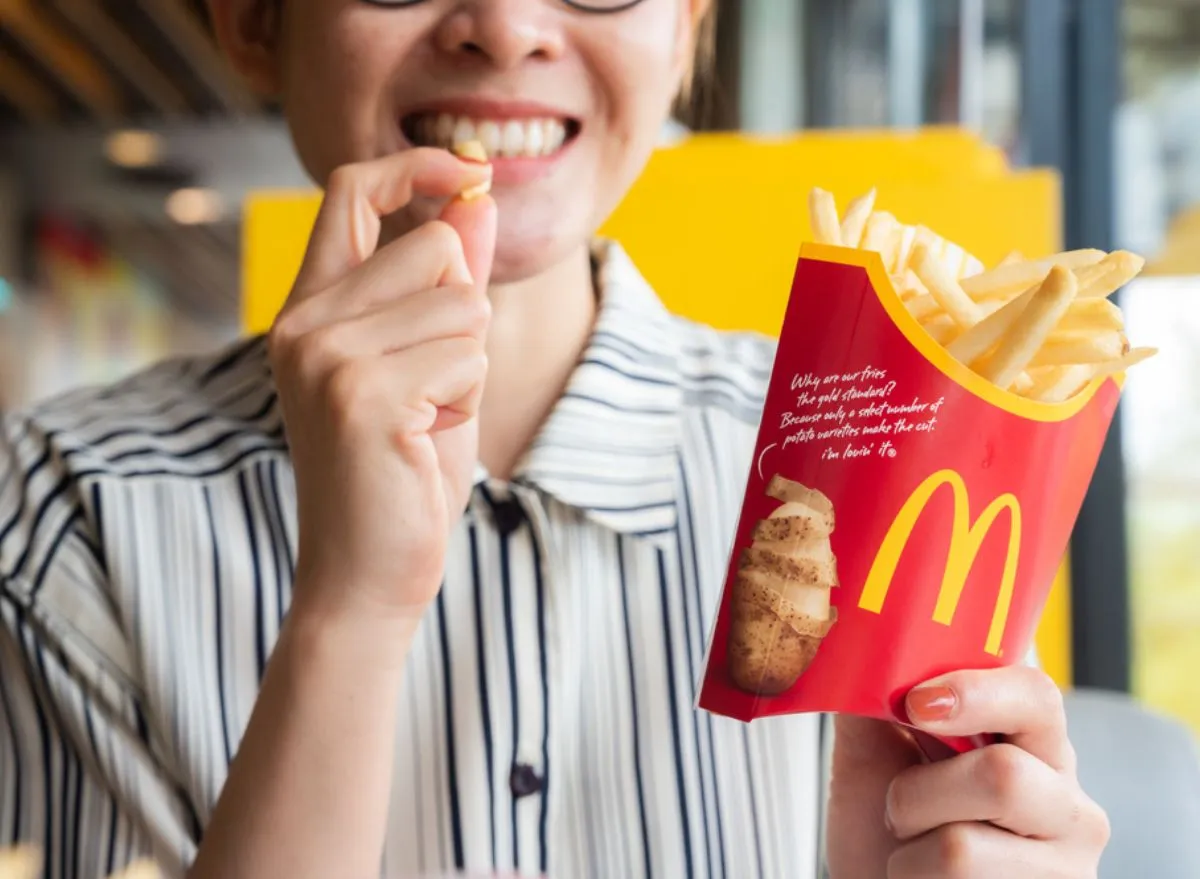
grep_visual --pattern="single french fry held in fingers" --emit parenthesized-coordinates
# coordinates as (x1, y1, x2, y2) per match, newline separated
(809, 188, 843, 246)
(980, 266, 1079, 389)
(840, 188, 876, 248)
(451, 139, 493, 200)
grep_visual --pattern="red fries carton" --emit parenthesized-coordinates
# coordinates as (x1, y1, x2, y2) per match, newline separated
(696, 245, 1121, 752)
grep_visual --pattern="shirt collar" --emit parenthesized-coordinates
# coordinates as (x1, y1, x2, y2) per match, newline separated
(496, 240, 685, 537)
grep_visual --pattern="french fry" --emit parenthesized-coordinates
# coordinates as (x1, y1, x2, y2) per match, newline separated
(906, 295, 942, 321)
(911, 244, 983, 329)
(946, 285, 1038, 366)
(1090, 346, 1160, 378)
(979, 266, 1078, 389)
(0, 846, 42, 879)
(920, 314, 960, 345)
(960, 249, 1106, 301)
(997, 250, 1025, 268)
(860, 211, 898, 256)
(1075, 251, 1146, 299)
(810, 188, 843, 246)
(1028, 365, 1098, 403)
(840, 188, 877, 248)
(892, 268, 929, 302)
(1028, 330, 1127, 368)
(451, 139, 492, 200)
(881, 225, 907, 274)
(1059, 297, 1125, 333)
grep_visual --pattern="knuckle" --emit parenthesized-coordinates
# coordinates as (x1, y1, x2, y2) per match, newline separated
(1022, 666, 1065, 713)
(884, 776, 911, 833)
(266, 317, 298, 363)
(324, 359, 378, 424)
(1081, 796, 1112, 848)
(420, 219, 463, 256)
(453, 284, 492, 333)
(976, 744, 1028, 811)
(933, 824, 978, 879)
(326, 163, 357, 194)
(292, 323, 345, 382)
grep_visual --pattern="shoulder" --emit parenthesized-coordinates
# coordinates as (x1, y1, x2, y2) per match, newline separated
(4, 335, 282, 480)
(1, 335, 283, 583)
(672, 315, 777, 426)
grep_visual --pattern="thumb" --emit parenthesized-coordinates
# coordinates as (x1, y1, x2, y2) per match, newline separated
(439, 194, 498, 293)
(826, 717, 921, 878)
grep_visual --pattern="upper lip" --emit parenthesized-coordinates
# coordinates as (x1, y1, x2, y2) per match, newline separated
(401, 97, 578, 121)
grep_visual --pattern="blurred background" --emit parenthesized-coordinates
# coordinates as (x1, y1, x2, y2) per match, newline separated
(0, 0, 1196, 744)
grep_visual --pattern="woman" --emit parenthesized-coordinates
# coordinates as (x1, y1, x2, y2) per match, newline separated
(0, 1, 1110, 877)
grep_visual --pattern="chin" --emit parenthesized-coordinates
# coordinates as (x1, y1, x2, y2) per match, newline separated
(488, 212, 592, 286)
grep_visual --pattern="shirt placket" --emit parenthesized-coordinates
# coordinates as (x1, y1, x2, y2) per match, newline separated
(480, 480, 555, 875)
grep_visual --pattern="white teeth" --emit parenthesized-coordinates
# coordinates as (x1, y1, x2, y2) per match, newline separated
(500, 120, 525, 158)
(522, 121, 544, 157)
(545, 120, 566, 152)
(451, 117, 476, 148)
(417, 112, 570, 158)
(476, 120, 502, 156)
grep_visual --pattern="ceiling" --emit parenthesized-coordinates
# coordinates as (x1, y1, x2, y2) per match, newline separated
(0, 0, 267, 126)
(0, 1, 284, 322)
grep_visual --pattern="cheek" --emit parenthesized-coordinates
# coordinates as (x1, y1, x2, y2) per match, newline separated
(278, 12, 395, 183)
(585, 38, 679, 212)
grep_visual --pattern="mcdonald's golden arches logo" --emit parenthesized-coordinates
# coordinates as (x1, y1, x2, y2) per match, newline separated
(857, 470, 1021, 656)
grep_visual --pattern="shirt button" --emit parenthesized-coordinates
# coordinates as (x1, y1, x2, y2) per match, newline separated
(509, 762, 543, 799)
(490, 497, 525, 536)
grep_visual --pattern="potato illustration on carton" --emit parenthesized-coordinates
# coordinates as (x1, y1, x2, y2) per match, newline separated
(726, 475, 839, 696)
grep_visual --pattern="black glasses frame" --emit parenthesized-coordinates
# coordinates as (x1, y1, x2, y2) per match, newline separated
(361, 0, 649, 13)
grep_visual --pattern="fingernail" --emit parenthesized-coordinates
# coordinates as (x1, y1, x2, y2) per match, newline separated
(907, 685, 958, 723)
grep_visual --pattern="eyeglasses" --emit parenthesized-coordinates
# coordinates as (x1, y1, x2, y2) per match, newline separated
(362, 0, 649, 13)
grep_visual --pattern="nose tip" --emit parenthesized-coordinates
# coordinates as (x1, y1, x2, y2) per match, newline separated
(435, 7, 564, 69)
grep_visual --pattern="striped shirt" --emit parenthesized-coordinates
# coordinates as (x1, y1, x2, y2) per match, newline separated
(0, 242, 826, 879)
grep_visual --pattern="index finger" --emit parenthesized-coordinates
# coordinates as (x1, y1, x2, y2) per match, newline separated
(295, 147, 493, 295)
(906, 666, 1075, 773)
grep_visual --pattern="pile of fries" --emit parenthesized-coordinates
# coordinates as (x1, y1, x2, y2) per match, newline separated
(0, 846, 160, 879)
(809, 188, 1157, 402)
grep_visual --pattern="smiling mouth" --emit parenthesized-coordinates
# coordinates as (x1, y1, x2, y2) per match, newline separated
(401, 112, 581, 159)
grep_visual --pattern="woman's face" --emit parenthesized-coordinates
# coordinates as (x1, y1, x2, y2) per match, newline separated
(221, 0, 702, 282)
